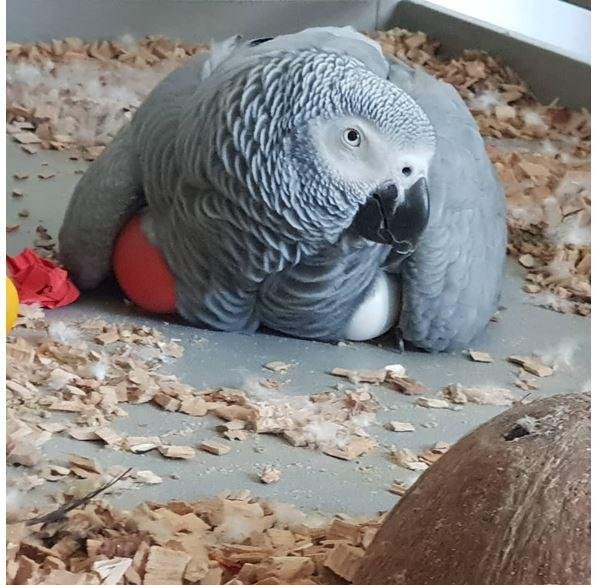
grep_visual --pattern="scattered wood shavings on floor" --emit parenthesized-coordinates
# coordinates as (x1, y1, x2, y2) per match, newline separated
(492, 148, 590, 316)
(7, 36, 208, 157)
(7, 490, 389, 585)
(6, 309, 391, 506)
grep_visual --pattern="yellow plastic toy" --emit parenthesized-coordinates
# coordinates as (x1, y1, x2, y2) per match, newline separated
(6, 276, 19, 332)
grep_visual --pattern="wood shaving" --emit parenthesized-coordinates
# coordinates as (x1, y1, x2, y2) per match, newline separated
(384, 421, 416, 432)
(92, 557, 132, 585)
(508, 355, 555, 377)
(518, 253, 536, 268)
(144, 546, 190, 585)
(330, 367, 387, 384)
(385, 375, 428, 395)
(124, 436, 162, 453)
(322, 437, 376, 461)
(12, 131, 42, 144)
(388, 481, 409, 496)
(200, 441, 231, 456)
(390, 448, 429, 471)
(224, 429, 249, 441)
(263, 361, 293, 373)
(468, 350, 494, 363)
(418, 441, 451, 466)
(323, 542, 365, 581)
(131, 470, 163, 485)
(259, 467, 282, 484)
(179, 396, 209, 416)
(158, 445, 196, 460)
(20, 145, 39, 155)
(415, 396, 453, 410)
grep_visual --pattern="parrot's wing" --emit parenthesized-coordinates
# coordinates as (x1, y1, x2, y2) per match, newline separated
(58, 125, 144, 289)
(58, 51, 212, 289)
(386, 57, 507, 351)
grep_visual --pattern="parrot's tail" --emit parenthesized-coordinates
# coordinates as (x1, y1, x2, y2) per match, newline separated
(59, 126, 145, 289)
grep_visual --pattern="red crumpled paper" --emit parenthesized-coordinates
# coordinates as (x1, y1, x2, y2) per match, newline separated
(7, 249, 80, 308)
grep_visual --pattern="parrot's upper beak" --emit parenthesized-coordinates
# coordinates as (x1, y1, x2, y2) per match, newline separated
(351, 178, 430, 253)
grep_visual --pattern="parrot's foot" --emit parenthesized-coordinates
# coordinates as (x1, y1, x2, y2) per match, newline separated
(343, 272, 400, 341)
(394, 327, 405, 353)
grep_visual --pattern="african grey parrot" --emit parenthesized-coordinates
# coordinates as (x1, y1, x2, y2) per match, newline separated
(59, 27, 506, 351)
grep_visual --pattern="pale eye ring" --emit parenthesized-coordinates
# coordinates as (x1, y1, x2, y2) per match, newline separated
(343, 128, 362, 147)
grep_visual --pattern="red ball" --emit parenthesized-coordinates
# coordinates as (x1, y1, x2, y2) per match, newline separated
(113, 214, 177, 313)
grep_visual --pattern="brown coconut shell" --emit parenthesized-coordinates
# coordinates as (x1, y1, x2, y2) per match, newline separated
(354, 393, 591, 585)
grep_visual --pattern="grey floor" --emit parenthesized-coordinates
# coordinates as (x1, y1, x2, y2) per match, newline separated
(6, 139, 591, 516)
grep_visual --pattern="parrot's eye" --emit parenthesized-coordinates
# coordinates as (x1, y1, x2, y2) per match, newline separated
(402, 166, 413, 176)
(343, 128, 362, 147)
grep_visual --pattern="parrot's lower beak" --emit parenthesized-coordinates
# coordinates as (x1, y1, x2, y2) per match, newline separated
(351, 178, 430, 253)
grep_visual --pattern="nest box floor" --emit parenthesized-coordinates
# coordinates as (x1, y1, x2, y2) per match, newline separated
(6, 139, 591, 516)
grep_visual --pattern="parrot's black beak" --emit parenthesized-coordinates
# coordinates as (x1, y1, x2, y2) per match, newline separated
(351, 178, 430, 253)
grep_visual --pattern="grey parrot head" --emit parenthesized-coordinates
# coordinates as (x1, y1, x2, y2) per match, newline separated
(187, 42, 436, 248)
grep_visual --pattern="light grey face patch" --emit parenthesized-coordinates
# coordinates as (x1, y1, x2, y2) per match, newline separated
(308, 114, 435, 200)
